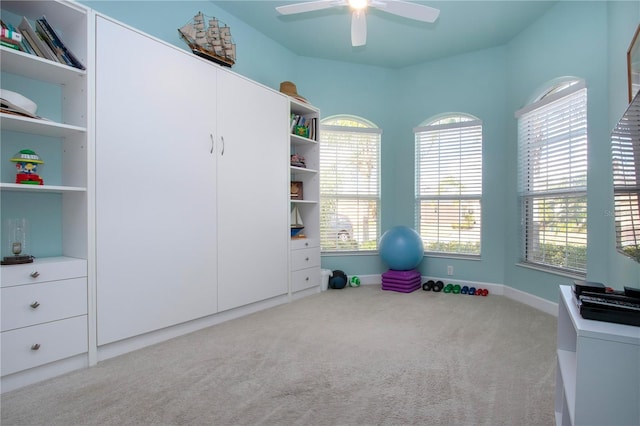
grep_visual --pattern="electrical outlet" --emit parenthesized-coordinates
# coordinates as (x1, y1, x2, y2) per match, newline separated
(447, 265, 453, 276)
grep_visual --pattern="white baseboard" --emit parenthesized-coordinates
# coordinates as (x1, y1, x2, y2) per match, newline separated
(1, 354, 89, 394)
(97, 293, 290, 362)
(358, 274, 558, 317)
(503, 285, 558, 316)
(291, 285, 320, 300)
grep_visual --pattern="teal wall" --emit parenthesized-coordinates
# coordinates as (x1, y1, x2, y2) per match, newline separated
(502, 0, 638, 301)
(82, 1, 294, 89)
(80, 1, 640, 302)
(505, 1, 610, 301)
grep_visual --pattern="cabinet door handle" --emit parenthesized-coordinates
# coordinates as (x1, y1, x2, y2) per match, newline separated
(30, 301, 40, 309)
(31, 343, 41, 351)
(220, 136, 225, 156)
(30, 271, 40, 278)
(210, 134, 214, 154)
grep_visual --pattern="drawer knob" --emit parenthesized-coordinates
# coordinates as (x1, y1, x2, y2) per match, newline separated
(305, 242, 309, 246)
(305, 276, 309, 281)
(305, 257, 309, 261)
(30, 271, 40, 278)
(30, 301, 41, 309)
(31, 343, 41, 351)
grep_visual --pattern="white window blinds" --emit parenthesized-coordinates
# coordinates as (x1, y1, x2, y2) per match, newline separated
(414, 116, 482, 255)
(320, 118, 381, 252)
(612, 92, 640, 260)
(516, 81, 588, 273)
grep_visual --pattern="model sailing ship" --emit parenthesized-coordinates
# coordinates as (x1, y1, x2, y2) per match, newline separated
(178, 12, 236, 68)
(291, 205, 305, 237)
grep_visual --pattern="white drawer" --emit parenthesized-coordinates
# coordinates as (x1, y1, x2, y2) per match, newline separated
(291, 267, 320, 292)
(1, 278, 87, 332)
(1, 257, 87, 287)
(1, 315, 88, 376)
(291, 247, 320, 271)
(291, 238, 319, 250)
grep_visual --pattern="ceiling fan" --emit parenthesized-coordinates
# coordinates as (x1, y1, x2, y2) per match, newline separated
(275, 0, 440, 47)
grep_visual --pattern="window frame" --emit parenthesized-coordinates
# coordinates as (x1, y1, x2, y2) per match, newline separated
(414, 113, 483, 257)
(515, 79, 588, 275)
(319, 115, 382, 253)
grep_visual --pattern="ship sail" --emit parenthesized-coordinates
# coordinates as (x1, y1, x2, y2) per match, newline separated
(291, 205, 305, 237)
(291, 205, 304, 227)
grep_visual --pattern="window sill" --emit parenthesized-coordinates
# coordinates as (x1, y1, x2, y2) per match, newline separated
(424, 252, 481, 261)
(516, 261, 585, 280)
(321, 250, 377, 256)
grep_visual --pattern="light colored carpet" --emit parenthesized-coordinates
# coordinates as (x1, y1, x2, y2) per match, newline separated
(1, 285, 557, 425)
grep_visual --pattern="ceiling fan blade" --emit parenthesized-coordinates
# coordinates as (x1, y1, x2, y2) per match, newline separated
(370, 0, 440, 23)
(276, 0, 346, 15)
(351, 9, 367, 47)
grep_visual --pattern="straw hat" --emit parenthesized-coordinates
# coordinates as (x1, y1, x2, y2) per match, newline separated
(279, 81, 307, 103)
(1, 89, 38, 116)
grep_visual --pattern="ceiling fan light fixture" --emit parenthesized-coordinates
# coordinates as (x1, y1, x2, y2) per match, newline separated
(275, 0, 440, 48)
(348, 0, 368, 10)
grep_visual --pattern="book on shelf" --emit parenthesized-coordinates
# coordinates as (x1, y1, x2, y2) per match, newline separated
(1, 26, 23, 43)
(35, 16, 85, 70)
(18, 16, 58, 62)
(0, 20, 24, 52)
(17, 29, 37, 56)
(35, 19, 66, 63)
(1, 39, 21, 51)
(289, 114, 317, 140)
(309, 117, 317, 140)
(18, 21, 44, 58)
(2, 23, 37, 55)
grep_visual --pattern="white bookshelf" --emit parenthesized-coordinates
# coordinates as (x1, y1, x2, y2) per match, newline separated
(289, 98, 321, 295)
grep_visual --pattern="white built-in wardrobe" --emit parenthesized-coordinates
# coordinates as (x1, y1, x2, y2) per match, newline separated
(95, 16, 289, 346)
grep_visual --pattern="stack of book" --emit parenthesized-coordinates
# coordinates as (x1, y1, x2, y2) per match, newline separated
(1, 16, 84, 70)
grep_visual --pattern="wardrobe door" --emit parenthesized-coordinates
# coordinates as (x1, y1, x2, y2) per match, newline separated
(95, 16, 217, 345)
(216, 71, 289, 311)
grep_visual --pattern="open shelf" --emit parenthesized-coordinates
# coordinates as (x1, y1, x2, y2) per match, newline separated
(1, 114, 86, 138)
(0, 183, 86, 193)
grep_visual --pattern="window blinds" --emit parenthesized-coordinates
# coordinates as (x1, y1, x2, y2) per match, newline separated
(516, 83, 588, 272)
(611, 92, 640, 258)
(319, 124, 381, 251)
(414, 119, 482, 255)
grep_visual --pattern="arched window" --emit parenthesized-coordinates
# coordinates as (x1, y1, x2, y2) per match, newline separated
(414, 113, 483, 256)
(516, 78, 587, 274)
(319, 115, 381, 252)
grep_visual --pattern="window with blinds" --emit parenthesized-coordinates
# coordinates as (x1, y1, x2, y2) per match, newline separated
(516, 79, 588, 273)
(414, 114, 482, 256)
(319, 116, 381, 252)
(612, 91, 640, 261)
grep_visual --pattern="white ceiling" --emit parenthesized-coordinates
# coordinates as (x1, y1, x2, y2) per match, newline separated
(212, 0, 558, 68)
